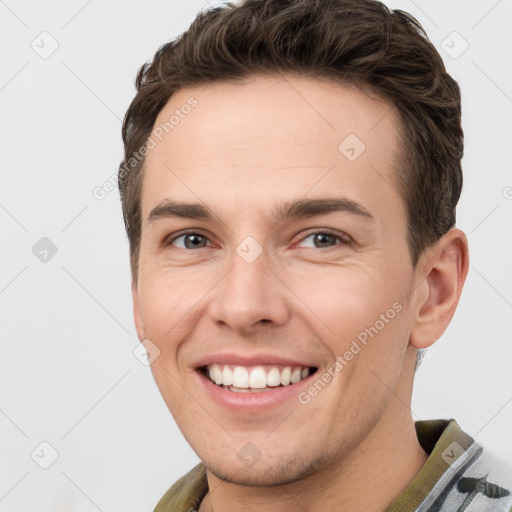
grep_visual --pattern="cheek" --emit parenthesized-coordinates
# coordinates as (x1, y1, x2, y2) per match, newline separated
(287, 266, 390, 336)
(288, 265, 409, 383)
(136, 270, 194, 351)
(136, 262, 230, 365)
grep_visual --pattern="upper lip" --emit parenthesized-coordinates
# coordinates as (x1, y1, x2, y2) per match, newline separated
(192, 352, 318, 369)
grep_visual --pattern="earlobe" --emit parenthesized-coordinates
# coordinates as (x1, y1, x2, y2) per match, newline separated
(132, 280, 145, 342)
(410, 229, 469, 349)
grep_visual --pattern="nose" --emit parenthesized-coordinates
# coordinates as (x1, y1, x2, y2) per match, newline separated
(208, 247, 290, 334)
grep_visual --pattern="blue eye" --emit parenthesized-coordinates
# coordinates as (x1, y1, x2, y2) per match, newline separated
(297, 231, 350, 249)
(168, 232, 211, 249)
(164, 230, 350, 251)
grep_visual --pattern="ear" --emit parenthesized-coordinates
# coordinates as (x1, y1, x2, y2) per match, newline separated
(409, 228, 469, 349)
(132, 279, 145, 342)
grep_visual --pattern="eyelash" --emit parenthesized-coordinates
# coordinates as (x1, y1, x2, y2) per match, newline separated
(163, 228, 352, 250)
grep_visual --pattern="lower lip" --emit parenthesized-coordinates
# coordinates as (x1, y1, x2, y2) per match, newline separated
(195, 369, 316, 412)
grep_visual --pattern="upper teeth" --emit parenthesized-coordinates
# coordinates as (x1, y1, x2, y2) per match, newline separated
(207, 364, 311, 389)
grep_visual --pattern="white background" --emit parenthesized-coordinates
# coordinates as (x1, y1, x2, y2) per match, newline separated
(1, 0, 511, 510)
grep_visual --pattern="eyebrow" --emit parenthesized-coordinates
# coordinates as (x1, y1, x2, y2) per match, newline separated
(147, 197, 374, 224)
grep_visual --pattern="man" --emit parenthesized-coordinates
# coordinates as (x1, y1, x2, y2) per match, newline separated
(118, 0, 512, 510)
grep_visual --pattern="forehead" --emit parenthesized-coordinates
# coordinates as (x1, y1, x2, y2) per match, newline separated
(141, 74, 405, 224)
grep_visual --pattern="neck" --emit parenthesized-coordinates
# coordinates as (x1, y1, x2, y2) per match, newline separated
(199, 348, 428, 512)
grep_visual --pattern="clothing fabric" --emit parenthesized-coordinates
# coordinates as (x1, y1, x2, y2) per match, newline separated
(154, 418, 512, 511)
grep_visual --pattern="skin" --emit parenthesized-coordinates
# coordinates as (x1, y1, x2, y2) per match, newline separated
(132, 74, 469, 511)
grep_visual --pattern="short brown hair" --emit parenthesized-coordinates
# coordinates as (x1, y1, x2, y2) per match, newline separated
(119, 0, 463, 280)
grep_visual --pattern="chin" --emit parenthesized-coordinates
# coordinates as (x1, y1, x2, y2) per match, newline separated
(201, 448, 331, 487)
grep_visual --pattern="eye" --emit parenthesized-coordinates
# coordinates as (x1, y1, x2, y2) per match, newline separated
(166, 232, 212, 250)
(296, 230, 351, 249)
(163, 230, 350, 251)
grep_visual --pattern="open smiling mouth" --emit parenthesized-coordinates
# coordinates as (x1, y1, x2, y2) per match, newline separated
(200, 364, 318, 393)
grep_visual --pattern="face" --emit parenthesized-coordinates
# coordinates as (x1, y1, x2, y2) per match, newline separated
(133, 74, 422, 485)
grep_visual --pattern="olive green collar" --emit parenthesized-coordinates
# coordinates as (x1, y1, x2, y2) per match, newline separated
(385, 418, 474, 511)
